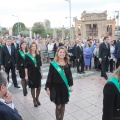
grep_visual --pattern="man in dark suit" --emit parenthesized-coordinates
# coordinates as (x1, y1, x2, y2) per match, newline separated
(0, 71, 22, 120)
(1, 38, 20, 88)
(53, 38, 63, 56)
(75, 40, 85, 74)
(99, 36, 110, 80)
(115, 40, 120, 68)
(11, 37, 19, 56)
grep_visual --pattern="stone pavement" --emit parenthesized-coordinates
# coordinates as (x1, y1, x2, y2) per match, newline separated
(8, 63, 111, 120)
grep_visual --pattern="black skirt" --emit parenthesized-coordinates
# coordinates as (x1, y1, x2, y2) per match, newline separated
(28, 67, 41, 88)
(52, 83, 69, 105)
(19, 67, 25, 79)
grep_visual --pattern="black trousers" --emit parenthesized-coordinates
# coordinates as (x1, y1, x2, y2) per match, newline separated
(101, 60, 108, 79)
(109, 59, 113, 72)
(76, 59, 84, 72)
(5, 64, 18, 86)
(117, 58, 120, 68)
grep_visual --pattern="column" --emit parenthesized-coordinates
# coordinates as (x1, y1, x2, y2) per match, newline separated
(62, 25, 65, 42)
(29, 28, 32, 39)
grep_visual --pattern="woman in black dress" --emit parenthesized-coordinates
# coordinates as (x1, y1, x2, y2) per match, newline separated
(45, 46, 73, 120)
(102, 66, 120, 120)
(25, 42, 42, 107)
(16, 41, 27, 96)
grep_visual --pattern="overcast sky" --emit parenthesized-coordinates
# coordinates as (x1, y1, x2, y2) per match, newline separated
(0, 0, 120, 28)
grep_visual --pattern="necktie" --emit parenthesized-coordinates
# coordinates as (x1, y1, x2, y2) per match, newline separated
(106, 43, 108, 49)
(8, 46, 11, 55)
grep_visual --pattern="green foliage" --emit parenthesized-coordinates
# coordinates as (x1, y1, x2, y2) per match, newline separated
(32, 22, 45, 35)
(46, 29, 54, 36)
(12, 22, 27, 36)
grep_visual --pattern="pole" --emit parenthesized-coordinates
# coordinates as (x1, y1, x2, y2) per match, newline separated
(17, 16, 19, 35)
(69, 0, 71, 40)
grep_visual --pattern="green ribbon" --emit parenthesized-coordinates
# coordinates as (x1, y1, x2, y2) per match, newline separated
(51, 60, 70, 96)
(0, 44, 2, 47)
(108, 76, 120, 92)
(26, 53, 37, 67)
(19, 50, 25, 59)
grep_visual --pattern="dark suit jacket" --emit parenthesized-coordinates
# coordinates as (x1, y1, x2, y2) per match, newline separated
(103, 82, 120, 120)
(53, 43, 63, 55)
(115, 41, 120, 58)
(11, 43, 19, 51)
(16, 50, 26, 70)
(1, 46, 16, 67)
(99, 42, 110, 61)
(0, 46, 2, 65)
(75, 45, 84, 60)
(0, 101, 23, 120)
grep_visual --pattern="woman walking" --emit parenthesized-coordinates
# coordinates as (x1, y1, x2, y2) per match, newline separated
(16, 41, 28, 96)
(25, 42, 42, 107)
(45, 46, 73, 120)
(103, 66, 120, 120)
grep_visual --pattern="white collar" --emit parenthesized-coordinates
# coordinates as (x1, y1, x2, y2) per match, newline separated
(0, 98, 5, 103)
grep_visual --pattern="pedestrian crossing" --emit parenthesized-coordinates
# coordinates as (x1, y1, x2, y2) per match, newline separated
(8, 63, 95, 89)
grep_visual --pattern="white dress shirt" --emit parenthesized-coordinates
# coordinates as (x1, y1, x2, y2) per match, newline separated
(0, 98, 14, 110)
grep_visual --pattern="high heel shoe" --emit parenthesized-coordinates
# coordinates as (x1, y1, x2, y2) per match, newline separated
(36, 99, 41, 106)
(33, 99, 38, 107)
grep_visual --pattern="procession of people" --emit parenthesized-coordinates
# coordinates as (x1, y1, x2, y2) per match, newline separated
(0, 35, 120, 120)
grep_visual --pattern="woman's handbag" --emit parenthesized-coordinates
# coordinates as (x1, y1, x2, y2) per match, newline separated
(50, 87, 56, 102)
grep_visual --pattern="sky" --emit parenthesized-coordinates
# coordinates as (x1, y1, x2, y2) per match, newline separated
(0, 0, 120, 28)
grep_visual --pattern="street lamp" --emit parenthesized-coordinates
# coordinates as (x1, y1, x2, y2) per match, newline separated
(114, 11, 119, 30)
(65, 0, 71, 40)
(12, 15, 20, 35)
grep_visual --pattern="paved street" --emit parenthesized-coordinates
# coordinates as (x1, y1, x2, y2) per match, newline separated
(8, 63, 110, 120)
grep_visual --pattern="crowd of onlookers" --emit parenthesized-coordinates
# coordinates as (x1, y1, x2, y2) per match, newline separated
(0, 36, 120, 73)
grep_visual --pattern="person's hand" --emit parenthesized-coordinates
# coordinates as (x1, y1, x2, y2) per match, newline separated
(3, 91, 12, 104)
(1, 65, 4, 70)
(25, 75, 28, 80)
(99, 58, 102, 62)
(77, 59, 79, 62)
(46, 88, 50, 96)
(70, 87, 73, 92)
(16, 70, 19, 75)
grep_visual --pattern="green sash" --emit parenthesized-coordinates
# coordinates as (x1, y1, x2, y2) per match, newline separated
(19, 50, 25, 59)
(51, 60, 70, 96)
(0, 44, 2, 47)
(108, 76, 120, 92)
(26, 53, 37, 67)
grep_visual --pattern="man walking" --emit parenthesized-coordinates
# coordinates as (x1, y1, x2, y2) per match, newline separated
(1, 38, 20, 88)
(99, 36, 110, 80)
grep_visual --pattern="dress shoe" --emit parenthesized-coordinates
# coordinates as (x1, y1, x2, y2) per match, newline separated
(82, 71, 85, 74)
(77, 72, 82, 74)
(36, 99, 41, 106)
(104, 77, 108, 80)
(33, 99, 38, 107)
(14, 85, 20, 88)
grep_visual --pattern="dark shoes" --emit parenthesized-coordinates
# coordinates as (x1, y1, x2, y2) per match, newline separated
(33, 99, 41, 107)
(23, 89, 28, 96)
(14, 85, 20, 88)
(36, 99, 41, 106)
(33, 99, 38, 107)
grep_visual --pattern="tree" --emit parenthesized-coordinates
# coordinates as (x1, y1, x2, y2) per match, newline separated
(12, 22, 27, 36)
(32, 22, 46, 37)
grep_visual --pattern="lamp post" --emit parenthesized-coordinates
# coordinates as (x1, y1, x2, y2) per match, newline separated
(12, 15, 19, 35)
(65, 0, 71, 40)
(114, 11, 119, 30)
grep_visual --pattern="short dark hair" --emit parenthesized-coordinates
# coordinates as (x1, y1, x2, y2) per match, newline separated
(0, 71, 7, 86)
(103, 36, 108, 41)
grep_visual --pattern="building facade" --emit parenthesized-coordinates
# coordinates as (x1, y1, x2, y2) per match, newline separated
(75, 11, 116, 39)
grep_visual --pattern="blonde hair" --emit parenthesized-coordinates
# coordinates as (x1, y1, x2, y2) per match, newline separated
(28, 42, 38, 54)
(111, 66, 120, 81)
(54, 46, 70, 65)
